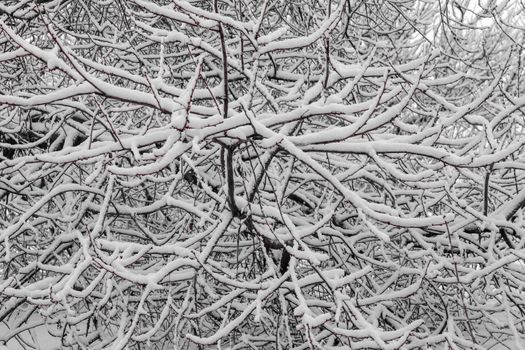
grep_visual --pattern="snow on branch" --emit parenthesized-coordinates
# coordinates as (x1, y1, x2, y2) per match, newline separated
(1, 0, 525, 349)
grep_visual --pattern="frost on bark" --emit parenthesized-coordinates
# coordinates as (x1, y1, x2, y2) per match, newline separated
(1, 0, 525, 349)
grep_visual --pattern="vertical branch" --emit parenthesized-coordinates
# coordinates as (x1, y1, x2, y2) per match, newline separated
(444, 220, 476, 344)
(323, 0, 332, 89)
(483, 167, 491, 217)
(214, 0, 238, 219)
(236, 0, 245, 71)
(214, 0, 229, 120)
(226, 145, 240, 217)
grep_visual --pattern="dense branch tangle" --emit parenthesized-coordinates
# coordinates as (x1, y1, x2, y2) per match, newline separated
(1, 0, 525, 349)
